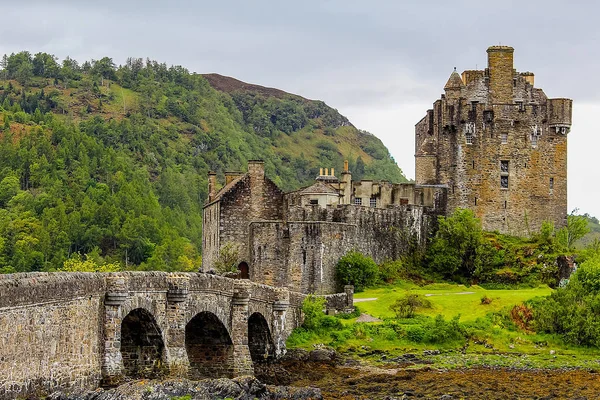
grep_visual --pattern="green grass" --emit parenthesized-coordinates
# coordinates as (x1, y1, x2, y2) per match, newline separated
(354, 283, 552, 321)
(287, 280, 600, 368)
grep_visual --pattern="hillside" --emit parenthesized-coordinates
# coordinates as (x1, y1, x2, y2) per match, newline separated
(0, 52, 406, 273)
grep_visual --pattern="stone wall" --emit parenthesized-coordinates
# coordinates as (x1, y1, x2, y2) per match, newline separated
(0, 273, 106, 399)
(0, 272, 307, 399)
(250, 204, 442, 294)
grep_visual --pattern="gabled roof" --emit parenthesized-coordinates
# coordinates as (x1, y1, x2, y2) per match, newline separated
(210, 174, 248, 204)
(297, 180, 339, 195)
(444, 68, 465, 90)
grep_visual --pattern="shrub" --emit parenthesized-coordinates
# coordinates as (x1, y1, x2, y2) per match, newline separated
(480, 295, 492, 305)
(335, 251, 379, 291)
(301, 295, 342, 331)
(378, 259, 404, 283)
(213, 242, 241, 274)
(532, 255, 600, 346)
(390, 293, 432, 318)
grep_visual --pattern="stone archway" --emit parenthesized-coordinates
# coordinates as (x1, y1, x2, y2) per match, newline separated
(185, 311, 234, 379)
(120, 308, 165, 379)
(238, 261, 249, 279)
(248, 312, 275, 365)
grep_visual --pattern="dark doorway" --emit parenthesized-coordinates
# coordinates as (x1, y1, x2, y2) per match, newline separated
(248, 312, 275, 365)
(185, 312, 234, 379)
(120, 308, 165, 379)
(238, 262, 249, 279)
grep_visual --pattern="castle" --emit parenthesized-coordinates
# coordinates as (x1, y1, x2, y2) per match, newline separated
(415, 46, 572, 235)
(202, 160, 446, 294)
(202, 45, 572, 294)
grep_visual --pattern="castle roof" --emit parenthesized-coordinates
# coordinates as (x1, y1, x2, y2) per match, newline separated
(444, 68, 465, 90)
(211, 173, 247, 203)
(297, 180, 339, 195)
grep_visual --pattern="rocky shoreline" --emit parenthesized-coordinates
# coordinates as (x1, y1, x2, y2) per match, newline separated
(46, 349, 600, 400)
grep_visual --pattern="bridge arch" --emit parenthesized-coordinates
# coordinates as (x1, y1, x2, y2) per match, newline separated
(248, 312, 275, 365)
(120, 308, 165, 378)
(185, 311, 234, 379)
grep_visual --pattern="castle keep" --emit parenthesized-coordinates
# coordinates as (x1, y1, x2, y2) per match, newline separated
(202, 161, 446, 294)
(416, 46, 572, 235)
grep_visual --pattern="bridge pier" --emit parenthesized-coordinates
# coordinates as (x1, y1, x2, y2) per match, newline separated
(231, 285, 254, 377)
(272, 289, 290, 357)
(164, 276, 190, 376)
(101, 276, 129, 385)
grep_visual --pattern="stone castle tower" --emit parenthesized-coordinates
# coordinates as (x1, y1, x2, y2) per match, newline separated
(415, 46, 572, 235)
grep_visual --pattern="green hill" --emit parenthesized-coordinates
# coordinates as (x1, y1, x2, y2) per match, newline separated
(0, 51, 406, 273)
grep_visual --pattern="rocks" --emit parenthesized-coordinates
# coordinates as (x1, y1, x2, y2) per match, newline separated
(308, 349, 336, 363)
(47, 377, 322, 400)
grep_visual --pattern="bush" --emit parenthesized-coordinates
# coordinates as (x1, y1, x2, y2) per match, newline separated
(301, 295, 342, 331)
(213, 242, 241, 274)
(532, 255, 600, 346)
(480, 295, 492, 305)
(335, 251, 379, 291)
(390, 293, 432, 318)
(379, 259, 404, 283)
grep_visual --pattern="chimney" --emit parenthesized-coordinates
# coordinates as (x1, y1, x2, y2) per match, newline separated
(248, 160, 265, 180)
(325, 168, 329, 176)
(487, 45, 515, 104)
(225, 171, 243, 185)
(344, 160, 349, 172)
(319, 168, 323, 176)
(208, 171, 217, 202)
(331, 167, 335, 176)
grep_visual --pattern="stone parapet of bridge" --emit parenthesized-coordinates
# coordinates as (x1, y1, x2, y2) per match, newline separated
(0, 271, 352, 399)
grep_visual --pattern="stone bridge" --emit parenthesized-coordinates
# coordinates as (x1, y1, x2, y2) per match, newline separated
(0, 272, 353, 399)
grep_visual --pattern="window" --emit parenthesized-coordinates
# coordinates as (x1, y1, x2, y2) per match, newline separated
(474, 197, 477, 206)
(472, 160, 475, 169)
(354, 197, 362, 206)
(531, 134, 538, 147)
(471, 101, 478, 112)
(550, 177, 554, 189)
(516, 101, 524, 112)
(309, 199, 319, 205)
(501, 132, 508, 144)
(500, 160, 509, 189)
(466, 133, 473, 145)
(370, 197, 377, 208)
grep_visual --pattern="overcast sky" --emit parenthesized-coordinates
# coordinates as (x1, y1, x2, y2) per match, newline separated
(1, 0, 598, 216)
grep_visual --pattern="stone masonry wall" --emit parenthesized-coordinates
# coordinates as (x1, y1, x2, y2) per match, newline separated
(0, 272, 306, 399)
(0, 273, 106, 399)
(250, 204, 441, 294)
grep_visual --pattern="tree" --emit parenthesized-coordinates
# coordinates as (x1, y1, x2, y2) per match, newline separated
(335, 250, 379, 291)
(426, 208, 489, 279)
(0, 54, 8, 80)
(556, 211, 590, 250)
(212, 242, 241, 274)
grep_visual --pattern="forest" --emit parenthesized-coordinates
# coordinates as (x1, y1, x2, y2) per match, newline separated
(0, 51, 406, 273)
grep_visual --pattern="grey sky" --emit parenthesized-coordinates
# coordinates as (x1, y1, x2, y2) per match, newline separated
(1, 0, 598, 216)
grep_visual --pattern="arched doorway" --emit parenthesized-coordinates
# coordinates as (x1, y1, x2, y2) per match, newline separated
(238, 261, 249, 279)
(185, 311, 234, 379)
(248, 312, 275, 365)
(120, 308, 165, 379)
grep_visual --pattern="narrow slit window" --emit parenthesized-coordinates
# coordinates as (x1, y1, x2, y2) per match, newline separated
(504, 201, 507, 209)
(531, 134, 538, 147)
(474, 197, 478, 206)
(550, 177, 554, 189)
(309, 199, 318, 205)
(472, 160, 475, 169)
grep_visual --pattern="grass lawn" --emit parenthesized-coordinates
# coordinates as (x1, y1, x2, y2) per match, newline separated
(354, 282, 552, 321)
